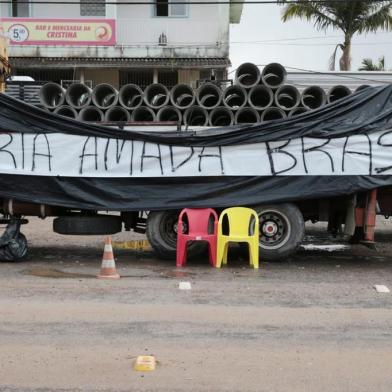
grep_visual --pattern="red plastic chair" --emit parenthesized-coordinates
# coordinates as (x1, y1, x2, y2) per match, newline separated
(176, 208, 218, 268)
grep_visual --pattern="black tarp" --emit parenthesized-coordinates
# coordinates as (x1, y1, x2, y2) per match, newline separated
(0, 85, 392, 210)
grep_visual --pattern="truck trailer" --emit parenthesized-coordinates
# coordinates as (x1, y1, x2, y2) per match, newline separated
(0, 85, 392, 261)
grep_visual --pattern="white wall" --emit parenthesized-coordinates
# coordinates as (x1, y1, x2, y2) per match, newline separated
(4, 0, 230, 58)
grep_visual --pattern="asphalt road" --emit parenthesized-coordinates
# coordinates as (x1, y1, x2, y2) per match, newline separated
(1, 218, 392, 391)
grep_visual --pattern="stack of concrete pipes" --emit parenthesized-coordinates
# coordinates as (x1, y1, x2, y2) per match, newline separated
(39, 62, 357, 126)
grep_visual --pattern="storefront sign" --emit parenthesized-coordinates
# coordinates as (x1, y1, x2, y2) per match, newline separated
(0, 18, 116, 46)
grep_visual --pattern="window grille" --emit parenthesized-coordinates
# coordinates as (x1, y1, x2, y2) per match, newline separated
(119, 70, 154, 89)
(11, 0, 30, 17)
(154, 0, 187, 17)
(80, 0, 105, 16)
(15, 68, 74, 84)
(158, 70, 178, 89)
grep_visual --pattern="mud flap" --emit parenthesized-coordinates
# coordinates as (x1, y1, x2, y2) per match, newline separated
(0, 220, 28, 262)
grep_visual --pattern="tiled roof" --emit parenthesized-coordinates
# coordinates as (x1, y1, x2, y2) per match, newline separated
(10, 57, 231, 68)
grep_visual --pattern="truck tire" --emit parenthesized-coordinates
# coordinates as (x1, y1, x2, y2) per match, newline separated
(253, 203, 304, 261)
(53, 216, 122, 235)
(146, 210, 202, 260)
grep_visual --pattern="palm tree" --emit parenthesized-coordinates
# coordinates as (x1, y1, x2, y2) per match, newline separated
(280, 1, 392, 70)
(358, 56, 385, 71)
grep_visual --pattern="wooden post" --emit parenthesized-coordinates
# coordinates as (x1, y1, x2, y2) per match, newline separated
(363, 189, 377, 243)
(354, 189, 378, 247)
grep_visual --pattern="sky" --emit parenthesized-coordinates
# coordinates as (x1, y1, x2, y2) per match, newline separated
(229, 4, 392, 72)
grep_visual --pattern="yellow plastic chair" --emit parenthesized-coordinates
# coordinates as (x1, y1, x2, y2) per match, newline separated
(216, 207, 259, 269)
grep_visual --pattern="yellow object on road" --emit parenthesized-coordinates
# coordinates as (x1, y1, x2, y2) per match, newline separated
(134, 355, 156, 371)
(112, 239, 151, 251)
(216, 207, 259, 269)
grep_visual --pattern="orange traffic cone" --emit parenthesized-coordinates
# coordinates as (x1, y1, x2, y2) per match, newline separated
(97, 236, 120, 279)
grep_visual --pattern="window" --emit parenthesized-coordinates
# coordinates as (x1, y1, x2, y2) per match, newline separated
(16, 68, 74, 84)
(155, 0, 187, 17)
(158, 70, 178, 88)
(119, 70, 154, 89)
(12, 0, 30, 17)
(80, 0, 105, 16)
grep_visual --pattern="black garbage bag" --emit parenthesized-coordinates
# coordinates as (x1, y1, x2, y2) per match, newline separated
(0, 221, 28, 262)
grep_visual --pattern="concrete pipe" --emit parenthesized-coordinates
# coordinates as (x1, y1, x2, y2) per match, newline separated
(119, 84, 143, 109)
(156, 106, 182, 123)
(144, 83, 170, 109)
(223, 85, 247, 110)
(235, 62, 261, 89)
(170, 84, 195, 109)
(275, 85, 301, 110)
(184, 106, 209, 126)
(209, 106, 234, 127)
(248, 85, 274, 110)
(261, 63, 287, 89)
(301, 86, 326, 110)
(234, 107, 260, 124)
(92, 83, 119, 109)
(196, 82, 222, 109)
(356, 85, 371, 92)
(66, 83, 92, 109)
(327, 85, 351, 103)
(104, 106, 131, 122)
(288, 107, 308, 117)
(39, 82, 66, 109)
(130, 106, 156, 122)
(78, 106, 104, 122)
(53, 105, 78, 119)
(261, 107, 287, 122)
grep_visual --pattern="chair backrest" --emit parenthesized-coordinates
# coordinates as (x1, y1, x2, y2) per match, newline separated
(179, 208, 218, 235)
(219, 207, 258, 237)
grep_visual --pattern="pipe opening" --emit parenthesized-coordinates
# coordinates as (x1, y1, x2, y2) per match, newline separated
(301, 86, 326, 110)
(53, 105, 78, 119)
(196, 83, 222, 109)
(66, 83, 92, 109)
(209, 107, 234, 126)
(248, 85, 273, 110)
(131, 106, 156, 122)
(157, 106, 182, 123)
(275, 85, 300, 110)
(223, 85, 247, 110)
(261, 107, 286, 122)
(119, 84, 143, 109)
(144, 83, 170, 109)
(235, 107, 260, 124)
(92, 84, 118, 109)
(39, 83, 66, 109)
(261, 63, 287, 88)
(104, 106, 130, 122)
(184, 106, 209, 126)
(78, 106, 104, 122)
(328, 85, 351, 103)
(235, 62, 261, 88)
(170, 84, 195, 109)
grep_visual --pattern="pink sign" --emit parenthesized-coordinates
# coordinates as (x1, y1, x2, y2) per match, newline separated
(0, 18, 116, 46)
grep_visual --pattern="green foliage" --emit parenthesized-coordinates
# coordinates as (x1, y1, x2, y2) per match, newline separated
(279, 1, 392, 70)
(358, 56, 386, 71)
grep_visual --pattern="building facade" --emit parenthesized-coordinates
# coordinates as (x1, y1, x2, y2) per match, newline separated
(0, 0, 243, 88)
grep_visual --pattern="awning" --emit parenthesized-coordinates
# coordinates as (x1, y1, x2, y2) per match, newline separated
(9, 56, 231, 69)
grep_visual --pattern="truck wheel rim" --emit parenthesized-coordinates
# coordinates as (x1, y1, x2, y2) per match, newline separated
(161, 213, 178, 247)
(259, 210, 291, 250)
(161, 213, 187, 247)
